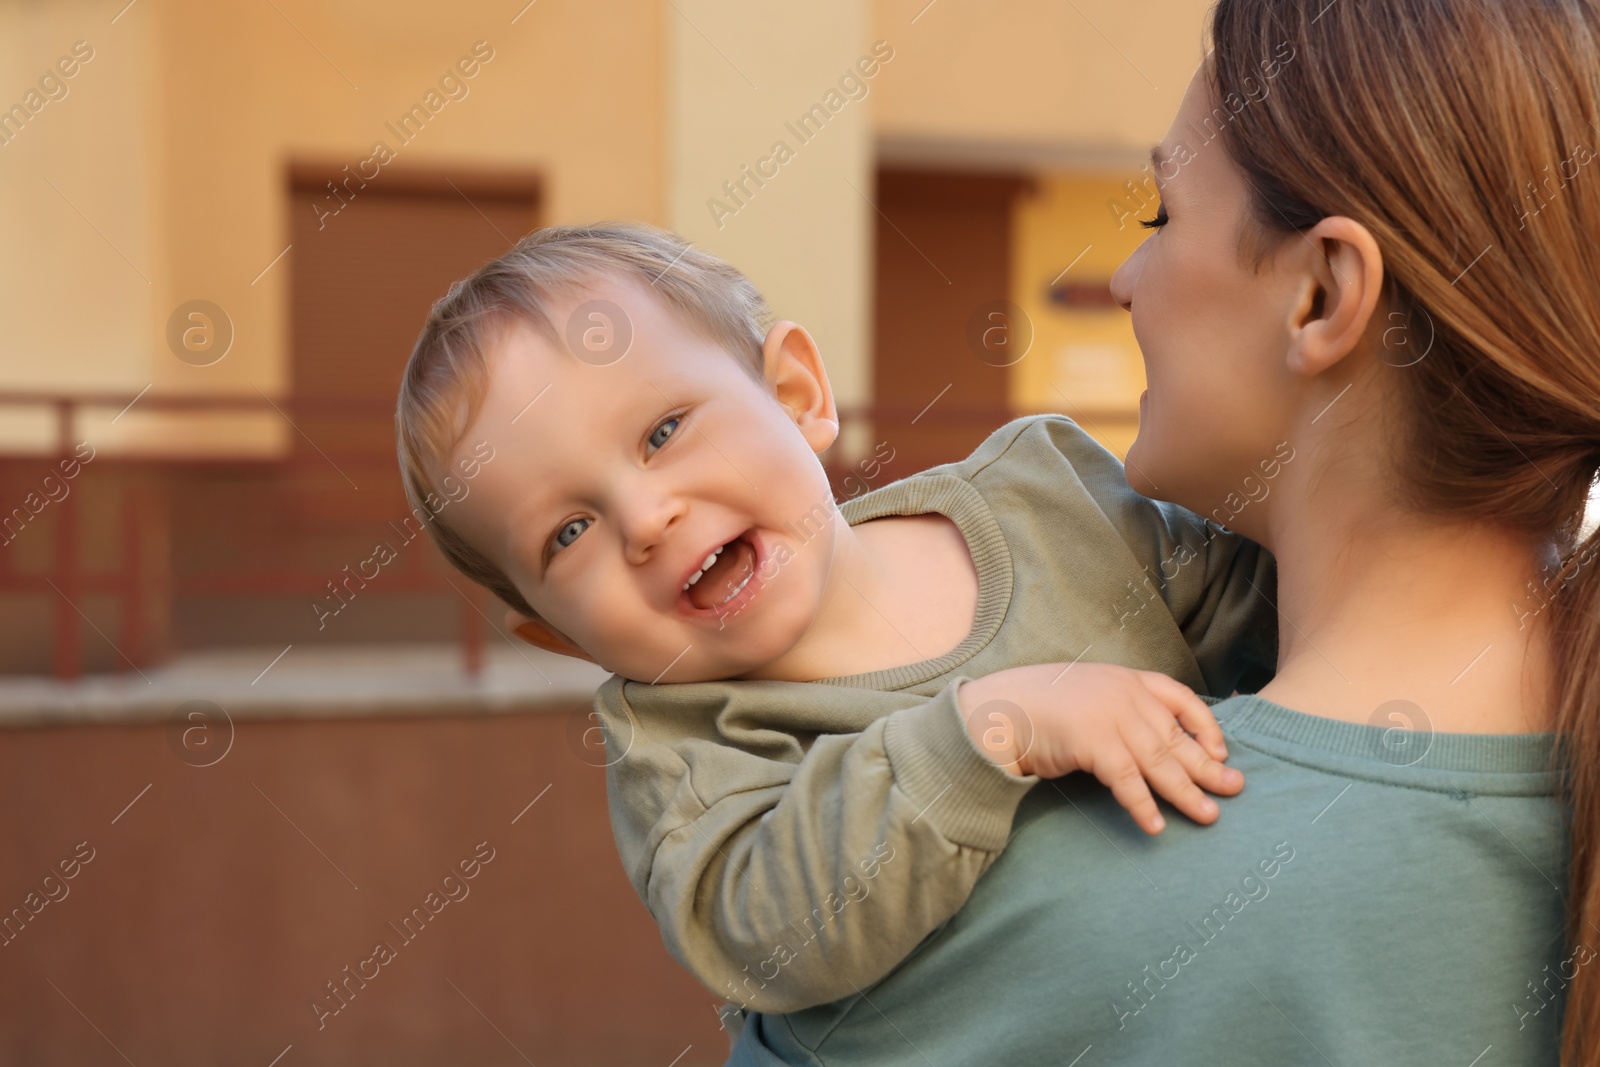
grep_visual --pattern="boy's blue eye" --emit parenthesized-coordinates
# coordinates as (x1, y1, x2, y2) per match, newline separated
(553, 517, 590, 551)
(648, 416, 680, 451)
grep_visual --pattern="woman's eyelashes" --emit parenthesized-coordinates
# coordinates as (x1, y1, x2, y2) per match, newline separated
(1140, 203, 1169, 230)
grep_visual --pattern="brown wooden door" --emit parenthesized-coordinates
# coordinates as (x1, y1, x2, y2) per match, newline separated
(286, 166, 539, 511)
(168, 169, 539, 650)
(871, 168, 1030, 475)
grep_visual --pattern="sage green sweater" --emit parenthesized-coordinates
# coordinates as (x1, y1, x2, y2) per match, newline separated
(593, 416, 1278, 1014)
(730, 694, 1568, 1066)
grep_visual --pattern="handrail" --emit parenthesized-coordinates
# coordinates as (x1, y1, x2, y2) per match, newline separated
(0, 391, 1120, 681)
(0, 390, 487, 681)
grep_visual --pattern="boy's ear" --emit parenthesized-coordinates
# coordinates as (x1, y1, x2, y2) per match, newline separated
(760, 320, 839, 454)
(503, 607, 597, 664)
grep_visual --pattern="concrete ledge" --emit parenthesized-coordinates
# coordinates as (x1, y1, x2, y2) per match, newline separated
(0, 642, 610, 727)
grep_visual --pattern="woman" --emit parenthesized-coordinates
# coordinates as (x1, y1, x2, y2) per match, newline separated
(730, 0, 1600, 1062)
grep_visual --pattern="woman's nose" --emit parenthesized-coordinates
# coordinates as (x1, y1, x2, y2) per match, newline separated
(1110, 241, 1147, 313)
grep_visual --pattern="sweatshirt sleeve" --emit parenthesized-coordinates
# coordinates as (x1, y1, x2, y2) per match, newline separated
(1166, 516, 1278, 697)
(1003, 416, 1280, 697)
(1093, 466, 1279, 698)
(594, 675, 1039, 1014)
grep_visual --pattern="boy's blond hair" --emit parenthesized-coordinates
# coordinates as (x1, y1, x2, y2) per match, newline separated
(395, 222, 775, 619)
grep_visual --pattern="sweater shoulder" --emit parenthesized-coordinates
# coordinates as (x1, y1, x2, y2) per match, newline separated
(941, 414, 1199, 549)
(942, 414, 1116, 485)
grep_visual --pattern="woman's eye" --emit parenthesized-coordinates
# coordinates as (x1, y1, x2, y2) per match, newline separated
(648, 416, 681, 452)
(1139, 204, 1169, 230)
(552, 517, 590, 552)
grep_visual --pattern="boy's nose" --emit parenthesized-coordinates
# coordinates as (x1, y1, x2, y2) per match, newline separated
(620, 493, 688, 566)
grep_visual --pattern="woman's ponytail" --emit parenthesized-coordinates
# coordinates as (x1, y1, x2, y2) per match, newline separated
(1552, 504, 1600, 1057)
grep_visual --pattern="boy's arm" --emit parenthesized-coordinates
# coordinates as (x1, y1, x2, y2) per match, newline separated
(1023, 417, 1280, 696)
(1167, 516, 1278, 697)
(596, 675, 1039, 1015)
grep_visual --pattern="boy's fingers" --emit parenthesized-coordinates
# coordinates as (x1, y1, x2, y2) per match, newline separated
(1122, 708, 1225, 826)
(1173, 699, 1230, 764)
(1138, 670, 1229, 761)
(1092, 751, 1166, 834)
(1159, 716, 1244, 798)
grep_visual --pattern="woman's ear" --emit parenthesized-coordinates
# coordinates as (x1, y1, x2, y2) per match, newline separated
(503, 607, 597, 664)
(1285, 215, 1386, 378)
(761, 320, 839, 454)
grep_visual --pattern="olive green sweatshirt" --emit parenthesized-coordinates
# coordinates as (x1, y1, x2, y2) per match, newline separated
(592, 415, 1278, 1014)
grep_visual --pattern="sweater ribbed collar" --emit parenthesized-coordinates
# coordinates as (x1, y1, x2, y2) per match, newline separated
(816, 472, 1013, 692)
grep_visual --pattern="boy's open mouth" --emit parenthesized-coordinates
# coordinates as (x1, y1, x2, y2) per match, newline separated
(682, 533, 758, 612)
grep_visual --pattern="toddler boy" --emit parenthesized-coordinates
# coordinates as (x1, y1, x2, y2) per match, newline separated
(395, 222, 1276, 1021)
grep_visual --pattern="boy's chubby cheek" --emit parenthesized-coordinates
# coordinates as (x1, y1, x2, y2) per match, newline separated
(572, 602, 668, 667)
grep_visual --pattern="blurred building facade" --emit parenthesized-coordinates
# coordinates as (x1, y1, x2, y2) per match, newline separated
(0, 2, 1212, 1064)
(0, 0, 1207, 674)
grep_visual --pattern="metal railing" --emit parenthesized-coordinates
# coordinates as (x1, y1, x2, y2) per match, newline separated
(0, 390, 488, 681)
(0, 390, 1123, 681)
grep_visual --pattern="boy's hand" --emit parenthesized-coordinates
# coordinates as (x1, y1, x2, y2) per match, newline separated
(956, 663, 1243, 835)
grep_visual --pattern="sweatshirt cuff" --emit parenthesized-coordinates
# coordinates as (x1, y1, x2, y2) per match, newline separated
(882, 678, 1039, 851)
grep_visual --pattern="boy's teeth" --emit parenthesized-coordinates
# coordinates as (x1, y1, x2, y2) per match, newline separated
(686, 536, 757, 612)
(721, 572, 753, 603)
(682, 543, 728, 590)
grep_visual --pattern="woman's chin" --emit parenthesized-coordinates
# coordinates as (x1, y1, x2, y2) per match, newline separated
(1123, 436, 1164, 499)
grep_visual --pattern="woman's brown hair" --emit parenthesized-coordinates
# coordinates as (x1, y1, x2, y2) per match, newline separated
(1209, 0, 1600, 1057)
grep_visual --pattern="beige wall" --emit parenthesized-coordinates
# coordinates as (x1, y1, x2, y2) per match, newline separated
(1, 0, 666, 456)
(870, 0, 1207, 159)
(0, 0, 1221, 459)
(0, 0, 154, 452)
(663, 0, 1213, 462)
(664, 0, 875, 459)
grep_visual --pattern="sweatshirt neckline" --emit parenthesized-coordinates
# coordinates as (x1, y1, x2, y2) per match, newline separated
(815, 472, 1013, 691)
(1212, 693, 1564, 790)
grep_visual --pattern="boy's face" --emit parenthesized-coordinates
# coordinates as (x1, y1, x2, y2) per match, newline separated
(441, 275, 843, 683)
